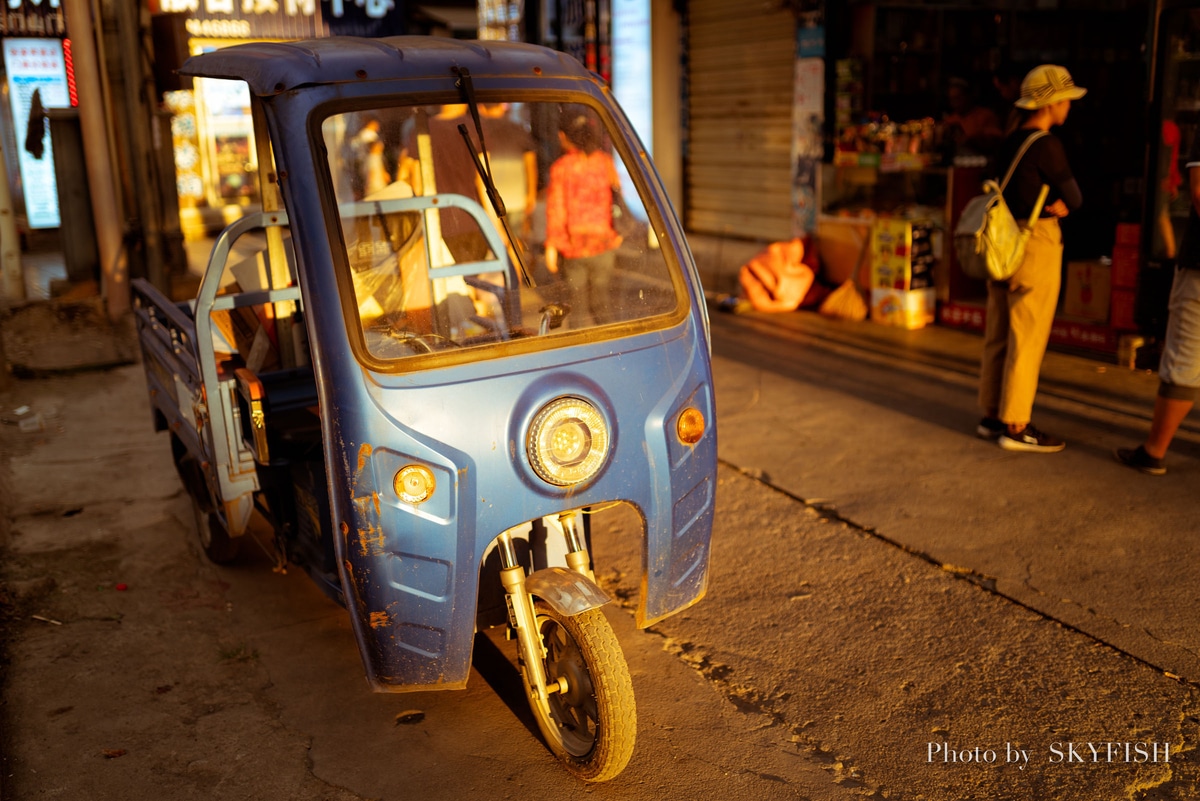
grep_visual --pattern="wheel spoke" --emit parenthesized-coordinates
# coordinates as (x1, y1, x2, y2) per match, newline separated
(559, 702, 585, 732)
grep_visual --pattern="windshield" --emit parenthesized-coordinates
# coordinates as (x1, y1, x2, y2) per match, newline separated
(320, 101, 682, 365)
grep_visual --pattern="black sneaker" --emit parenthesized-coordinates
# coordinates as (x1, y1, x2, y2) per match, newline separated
(1114, 445, 1166, 476)
(976, 417, 1005, 440)
(998, 424, 1065, 453)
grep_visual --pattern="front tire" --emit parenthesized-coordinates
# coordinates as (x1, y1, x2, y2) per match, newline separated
(523, 600, 636, 782)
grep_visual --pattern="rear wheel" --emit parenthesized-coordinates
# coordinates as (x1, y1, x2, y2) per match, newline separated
(522, 600, 636, 782)
(188, 488, 239, 565)
(171, 434, 240, 565)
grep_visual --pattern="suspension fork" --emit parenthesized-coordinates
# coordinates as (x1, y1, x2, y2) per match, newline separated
(558, 509, 594, 581)
(498, 510, 593, 699)
(497, 530, 559, 700)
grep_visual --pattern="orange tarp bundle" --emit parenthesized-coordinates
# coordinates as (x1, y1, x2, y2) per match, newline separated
(738, 238, 815, 313)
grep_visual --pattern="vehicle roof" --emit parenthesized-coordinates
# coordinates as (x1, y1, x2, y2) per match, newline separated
(179, 36, 593, 97)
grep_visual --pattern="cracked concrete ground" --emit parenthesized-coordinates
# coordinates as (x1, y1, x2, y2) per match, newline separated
(4, 304, 1200, 799)
(711, 311, 1200, 686)
(594, 472, 1200, 800)
(0, 366, 858, 799)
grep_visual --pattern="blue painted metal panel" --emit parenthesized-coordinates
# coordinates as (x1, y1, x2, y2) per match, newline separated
(182, 37, 717, 692)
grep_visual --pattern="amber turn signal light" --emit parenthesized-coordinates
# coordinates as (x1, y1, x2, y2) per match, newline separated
(394, 464, 436, 505)
(676, 407, 705, 444)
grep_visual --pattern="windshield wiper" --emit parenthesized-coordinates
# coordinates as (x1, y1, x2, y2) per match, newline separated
(453, 67, 535, 289)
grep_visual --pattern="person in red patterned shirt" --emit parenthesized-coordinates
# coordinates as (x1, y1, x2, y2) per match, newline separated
(545, 110, 624, 325)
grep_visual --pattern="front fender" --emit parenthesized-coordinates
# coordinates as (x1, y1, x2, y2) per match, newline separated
(526, 566, 611, 617)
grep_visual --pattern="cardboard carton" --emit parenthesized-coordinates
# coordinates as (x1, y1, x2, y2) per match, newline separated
(870, 219, 935, 291)
(870, 287, 935, 329)
(1063, 261, 1111, 323)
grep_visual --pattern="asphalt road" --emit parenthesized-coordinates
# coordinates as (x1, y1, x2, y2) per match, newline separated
(1, 314, 1198, 799)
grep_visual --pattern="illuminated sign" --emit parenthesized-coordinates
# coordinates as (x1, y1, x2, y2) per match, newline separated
(478, 0, 522, 41)
(0, 0, 66, 37)
(156, 0, 396, 38)
(4, 38, 69, 229)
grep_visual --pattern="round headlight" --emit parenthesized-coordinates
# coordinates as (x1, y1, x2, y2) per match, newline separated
(527, 396, 610, 487)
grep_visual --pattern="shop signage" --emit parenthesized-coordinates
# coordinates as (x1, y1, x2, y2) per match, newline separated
(792, 50, 823, 237)
(3, 38, 68, 229)
(157, 0, 397, 38)
(939, 303, 986, 330)
(797, 23, 824, 58)
(324, 0, 403, 37)
(0, 0, 67, 37)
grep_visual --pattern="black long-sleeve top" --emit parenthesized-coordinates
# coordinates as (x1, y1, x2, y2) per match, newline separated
(992, 127, 1083, 219)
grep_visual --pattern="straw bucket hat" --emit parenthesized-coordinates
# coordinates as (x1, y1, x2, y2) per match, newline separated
(1014, 64, 1087, 109)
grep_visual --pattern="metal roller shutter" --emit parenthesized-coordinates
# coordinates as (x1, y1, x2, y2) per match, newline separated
(686, 0, 796, 242)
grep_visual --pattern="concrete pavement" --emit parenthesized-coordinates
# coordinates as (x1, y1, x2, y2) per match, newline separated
(708, 306, 1199, 686)
(3, 237, 1199, 799)
(2, 358, 1194, 800)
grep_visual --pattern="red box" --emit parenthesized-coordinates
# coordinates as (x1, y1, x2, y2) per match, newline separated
(1111, 245, 1140, 289)
(1115, 223, 1142, 248)
(1111, 288, 1137, 330)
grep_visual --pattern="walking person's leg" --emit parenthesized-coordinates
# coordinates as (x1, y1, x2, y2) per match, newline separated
(560, 257, 588, 327)
(1145, 394, 1195, 459)
(589, 249, 617, 324)
(1116, 266, 1200, 474)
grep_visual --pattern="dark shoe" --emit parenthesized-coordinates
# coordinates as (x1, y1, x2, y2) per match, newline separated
(976, 417, 1005, 440)
(998, 424, 1065, 453)
(1114, 445, 1166, 476)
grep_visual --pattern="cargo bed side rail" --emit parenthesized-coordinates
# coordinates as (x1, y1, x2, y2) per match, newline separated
(132, 278, 206, 469)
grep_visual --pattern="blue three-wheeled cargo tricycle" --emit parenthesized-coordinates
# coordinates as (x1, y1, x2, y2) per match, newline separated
(134, 36, 716, 781)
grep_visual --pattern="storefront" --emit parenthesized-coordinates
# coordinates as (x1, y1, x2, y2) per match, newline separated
(0, 0, 71, 239)
(813, 0, 1152, 353)
(1141, 0, 1200, 346)
(683, 0, 797, 243)
(502, 1, 1167, 356)
(524, 0, 1190, 362)
(536, 0, 612, 82)
(151, 0, 411, 239)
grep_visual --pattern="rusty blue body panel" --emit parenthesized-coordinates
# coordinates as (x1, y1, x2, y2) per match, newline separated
(181, 37, 716, 692)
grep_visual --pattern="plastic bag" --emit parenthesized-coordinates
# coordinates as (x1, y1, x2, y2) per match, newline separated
(818, 279, 868, 322)
(738, 238, 814, 313)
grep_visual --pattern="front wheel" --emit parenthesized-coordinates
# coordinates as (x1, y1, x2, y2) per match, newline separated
(522, 600, 636, 782)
